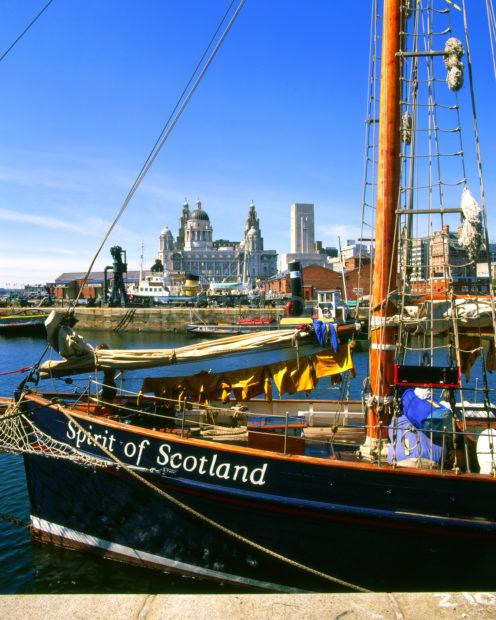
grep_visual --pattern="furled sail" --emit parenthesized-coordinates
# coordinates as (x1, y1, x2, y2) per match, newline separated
(39, 311, 321, 378)
(372, 298, 496, 335)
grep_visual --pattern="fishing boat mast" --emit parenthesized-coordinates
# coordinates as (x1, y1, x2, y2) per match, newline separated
(363, 0, 402, 456)
(139, 241, 144, 282)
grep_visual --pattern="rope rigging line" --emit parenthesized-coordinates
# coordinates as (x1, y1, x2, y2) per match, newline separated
(72, 0, 246, 306)
(395, 1, 481, 383)
(357, 0, 381, 367)
(12, 0, 245, 395)
(486, 0, 496, 79)
(0, 0, 55, 65)
(0, 366, 32, 377)
(461, 0, 496, 344)
(395, 0, 496, 445)
(0, 513, 31, 530)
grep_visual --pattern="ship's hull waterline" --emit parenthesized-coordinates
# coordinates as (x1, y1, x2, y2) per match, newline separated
(0, 314, 47, 335)
(22, 395, 496, 592)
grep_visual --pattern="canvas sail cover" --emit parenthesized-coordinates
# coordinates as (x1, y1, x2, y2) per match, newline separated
(138, 345, 355, 404)
(373, 298, 496, 335)
(40, 311, 321, 378)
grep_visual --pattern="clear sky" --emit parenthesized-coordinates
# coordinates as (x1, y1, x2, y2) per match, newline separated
(0, 0, 494, 287)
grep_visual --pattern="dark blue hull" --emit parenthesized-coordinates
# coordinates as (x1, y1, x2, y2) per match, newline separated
(23, 396, 496, 591)
(0, 315, 46, 335)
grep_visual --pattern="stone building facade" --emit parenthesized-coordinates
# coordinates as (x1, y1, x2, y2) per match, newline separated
(158, 199, 277, 285)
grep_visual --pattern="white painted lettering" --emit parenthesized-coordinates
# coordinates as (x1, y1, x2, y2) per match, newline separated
(183, 455, 198, 472)
(209, 454, 218, 476)
(154, 445, 268, 487)
(66, 421, 76, 440)
(124, 442, 137, 458)
(76, 429, 86, 449)
(216, 463, 231, 480)
(474, 593, 496, 606)
(435, 594, 456, 608)
(232, 465, 248, 482)
(170, 452, 183, 469)
(157, 443, 171, 466)
(107, 434, 116, 452)
(135, 439, 150, 466)
(462, 593, 476, 605)
(94, 434, 106, 448)
(198, 456, 208, 474)
(250, 463, 268, 486)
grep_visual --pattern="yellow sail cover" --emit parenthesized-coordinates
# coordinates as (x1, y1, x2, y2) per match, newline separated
(138, 344, 355, 405)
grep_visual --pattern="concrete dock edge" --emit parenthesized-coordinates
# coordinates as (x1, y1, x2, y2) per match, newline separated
(1, 592, 496, 619)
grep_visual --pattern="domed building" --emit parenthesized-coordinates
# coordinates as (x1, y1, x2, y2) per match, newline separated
(183, 200, 213, 250)
(157, 199, 277, 285)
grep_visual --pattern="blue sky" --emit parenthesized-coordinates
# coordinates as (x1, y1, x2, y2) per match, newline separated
(0, 0, 494, 286)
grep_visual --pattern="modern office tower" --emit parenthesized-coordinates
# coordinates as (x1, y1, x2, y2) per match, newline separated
(282, 203, 326, 271)
(290, 203, 315, 254)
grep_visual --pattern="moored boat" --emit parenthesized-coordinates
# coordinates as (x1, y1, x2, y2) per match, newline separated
(186, 316, 279, 337)
(0, 310, 48, 335)
(2, 0, 496, 594)
(15, 381, 496, 592)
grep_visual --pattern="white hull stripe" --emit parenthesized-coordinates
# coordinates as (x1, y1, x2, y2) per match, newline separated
(30, 516, 302, 593)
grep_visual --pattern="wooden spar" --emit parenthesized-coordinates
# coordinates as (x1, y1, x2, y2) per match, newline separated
(367, 0, 402, 440)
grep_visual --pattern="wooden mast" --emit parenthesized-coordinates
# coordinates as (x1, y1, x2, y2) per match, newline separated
(366, 0, 402, 442)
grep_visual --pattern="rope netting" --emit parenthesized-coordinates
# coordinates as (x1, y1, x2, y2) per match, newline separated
(0, 401, 108, 468)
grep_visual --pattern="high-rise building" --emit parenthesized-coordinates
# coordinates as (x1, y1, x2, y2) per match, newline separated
(281, 202, 327, 271)
(290, 203, 315, 253)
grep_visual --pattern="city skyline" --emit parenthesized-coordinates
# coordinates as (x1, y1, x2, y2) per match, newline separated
(0, 1, 495, 287)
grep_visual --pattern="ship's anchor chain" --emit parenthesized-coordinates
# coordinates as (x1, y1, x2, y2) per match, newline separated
(56, 405, 371, 593)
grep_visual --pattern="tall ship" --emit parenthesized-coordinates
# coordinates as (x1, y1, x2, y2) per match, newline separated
(1, 0, 496, 593)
